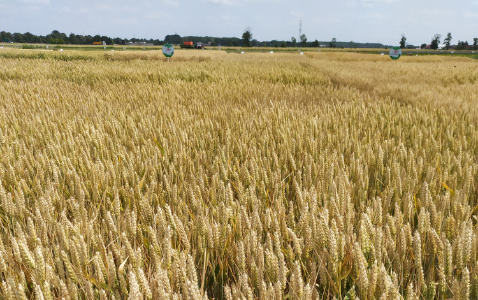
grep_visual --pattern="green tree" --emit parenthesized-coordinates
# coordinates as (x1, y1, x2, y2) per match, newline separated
(421, 43, 427, 49)
(49, 38, 65, 44)
(400, 34, 406, 49)
(455, 40, 468, 50)
(4, 32, 13, 42)
(444, 32, 452, 50)
(473, 38, 478, 50)
(112, 37, 123, 45)
(164, 34, 182, 45)
(101, 36, 112, 45)
(312, 39, 319, 47)
(300, 34, 307, 46)
(69, 33, 79, 44)
(85, 35, 93, 44)
(13, 33, 24, 43)
(430, 34, 441, 50)
(242, 27, 252, 47)
(291, 37, 297, 47)
(47, 30, 68, 43)
(330, 37, 337, 48)
(23, 32, 35, 43)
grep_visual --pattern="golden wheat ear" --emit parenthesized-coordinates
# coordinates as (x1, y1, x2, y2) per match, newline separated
(0, 49, 477, 299)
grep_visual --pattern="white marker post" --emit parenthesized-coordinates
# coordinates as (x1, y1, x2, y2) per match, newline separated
(162, 43, 174, 62)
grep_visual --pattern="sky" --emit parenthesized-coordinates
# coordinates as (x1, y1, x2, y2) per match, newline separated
(1, 0, 477, 46)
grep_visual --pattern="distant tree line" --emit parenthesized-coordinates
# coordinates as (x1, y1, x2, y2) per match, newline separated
(411, 33, 478, 50)
(0, 30, 162, 45)
(5, 29, 476, 50)
(1, 29, 392, 48)
(166, 34, 243, 47)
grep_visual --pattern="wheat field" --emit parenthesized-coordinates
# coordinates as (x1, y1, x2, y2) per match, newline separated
(0, 48, 477, 299)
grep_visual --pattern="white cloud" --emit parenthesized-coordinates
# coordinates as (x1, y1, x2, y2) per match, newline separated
(421, 9, 449, 17)
(97, 4, 113, 10)
(290, 11, 303, 18)
(21, 0, 50, 3)
(359, 0, 398, 2)
(242, 0, 280, 2)
(359, 12, 390, 20)
(463, 11, 478, 18)
(358, 0, 397, 7)
(346, 0, 359, 8)
(313, 14, 344, 24)
(162, 0, 180, 5)
(207, 0, 234, 5)
(146, 12, 172, 20)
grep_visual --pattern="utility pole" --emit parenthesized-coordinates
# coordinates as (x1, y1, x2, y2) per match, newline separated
(299, 20, 302, 42)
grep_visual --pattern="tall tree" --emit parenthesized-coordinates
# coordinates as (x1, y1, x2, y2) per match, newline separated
(164, 34, 182, 45)
(13, 33, 24, 43)
(101, 36, 112, 45)
(300, 34, 307, 46)
(473, 38, 478, 50)
(430, 34, 441, 50)
(47, 30, 68, 43)
(400, 34, 406, 49)
(85, 35, 93, 44)
(4, 32, 13, 42)
(23, 32, 35, 43)
(455, 40, 468, 50)
(291, 37, 297, 47)
(242, 27, 252, 47)
(69, 33, 78, 44)
(444, 32, 452, 50)
(330, 37, 337, 48)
